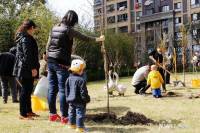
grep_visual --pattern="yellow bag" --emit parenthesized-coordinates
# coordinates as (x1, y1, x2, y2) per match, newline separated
(31, 96, 48, 111)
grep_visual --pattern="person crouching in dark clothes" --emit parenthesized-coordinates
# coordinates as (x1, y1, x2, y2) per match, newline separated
(148, 47, 166, 92)
(13, 19, 40, 120)
(65, 59, 90, 132)
(132, 65, 150, 95)
(0, 50, 18, 104)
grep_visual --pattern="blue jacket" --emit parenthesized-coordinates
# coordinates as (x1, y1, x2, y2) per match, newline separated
(65, 73, 90, 104)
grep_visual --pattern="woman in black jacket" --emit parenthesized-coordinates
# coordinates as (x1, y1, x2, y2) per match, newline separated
(14, 19, 40, 120)
(46, 10, 104, 124)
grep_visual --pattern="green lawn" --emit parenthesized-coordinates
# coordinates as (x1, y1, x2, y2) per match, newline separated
(1, 73, 200, 133)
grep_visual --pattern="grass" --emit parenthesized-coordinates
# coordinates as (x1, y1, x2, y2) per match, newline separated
(1, 73, 200, 133)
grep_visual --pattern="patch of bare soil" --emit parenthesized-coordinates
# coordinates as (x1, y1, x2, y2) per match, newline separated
(85, 111, 157, 125)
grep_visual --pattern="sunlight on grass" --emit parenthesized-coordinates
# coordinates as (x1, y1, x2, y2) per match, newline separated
(0, 73, 200, 133)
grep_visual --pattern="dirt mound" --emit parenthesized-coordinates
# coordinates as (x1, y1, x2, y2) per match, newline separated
(85, 111, 157, 125)
(117, 111, 157, 125)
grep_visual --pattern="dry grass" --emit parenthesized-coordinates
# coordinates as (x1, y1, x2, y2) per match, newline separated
(0, 73, 200, 133)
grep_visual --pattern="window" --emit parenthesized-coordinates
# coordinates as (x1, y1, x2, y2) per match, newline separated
(193, 29, 197, 36)
(107, 16, 115, 24)
(161, 5, 169, 12)
(118, 26, 128, 32)
(117, 14, 128, 22)
(192, 13, 198, 21)
(138, 0, 142, 4)
(163, 28, 168, 34)
(191, 13, 200, 21)
(175, 17, 181, 24)
(191, 0, 200, 5)
(146, 9, 153, 15)
(117, 1, 127, 11)
(94, 0, 101, 5)
(162, 20, 168, 27)
(174, 2, 182, 10)
(107, 4, 115, 13)
(136, 24, 140, 31)
(191, 0, 200, 7)
(136, 11, 142, 20)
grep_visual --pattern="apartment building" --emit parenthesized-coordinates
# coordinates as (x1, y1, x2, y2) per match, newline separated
(94, 0, 200, 63)
(94, 0, 135, 33)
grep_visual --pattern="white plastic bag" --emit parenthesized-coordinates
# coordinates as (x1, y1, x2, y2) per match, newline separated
(34, 76, 49, 98)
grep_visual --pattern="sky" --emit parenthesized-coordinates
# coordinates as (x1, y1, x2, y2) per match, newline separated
(46, 0, 94, 27)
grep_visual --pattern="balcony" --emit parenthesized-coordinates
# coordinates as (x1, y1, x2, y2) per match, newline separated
(140, 11, 174, 23)
(117, 14, 128, 23)
(107, 16, 115, 24)
(117, 1, 127, 11)
(191, 3, 200, 8)
(107, 4, 115, 13)
(94, 0, 102, 6)
(174, 8, 182, 12)
(191, 20, 200, 24)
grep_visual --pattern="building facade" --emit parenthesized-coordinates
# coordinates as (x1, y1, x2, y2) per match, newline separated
(94, 0, 200, 63)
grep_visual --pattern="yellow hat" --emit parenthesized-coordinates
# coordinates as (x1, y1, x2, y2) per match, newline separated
(69, 59, 86, 73)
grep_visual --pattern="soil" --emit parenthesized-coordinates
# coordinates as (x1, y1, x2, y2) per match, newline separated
(163, 91, 178, 97)
(85, 111, 157, 125)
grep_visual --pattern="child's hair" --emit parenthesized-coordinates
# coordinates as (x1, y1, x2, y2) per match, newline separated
(151, 65, 157, 71)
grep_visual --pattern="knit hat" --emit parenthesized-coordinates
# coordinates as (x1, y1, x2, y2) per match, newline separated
(69, 59, 86, 73)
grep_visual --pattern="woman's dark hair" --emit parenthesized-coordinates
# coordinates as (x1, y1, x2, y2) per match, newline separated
(61, 10, 78, 26)
(16, 19, 37, 33)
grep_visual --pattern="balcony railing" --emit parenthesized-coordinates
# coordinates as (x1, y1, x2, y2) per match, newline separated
(140, 11, 173, 23)
(174, 8, 182, 12)
(191, 3, 200, 8)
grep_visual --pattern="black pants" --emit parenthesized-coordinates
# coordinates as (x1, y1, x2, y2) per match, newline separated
(165, 64, 173, 84)
(133, 80, 149, 94)
(19, 78, 34, 117)
(158, 68, 166, 91)
(0, 76, 17, 102)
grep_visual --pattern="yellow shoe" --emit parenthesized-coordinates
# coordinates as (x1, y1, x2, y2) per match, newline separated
(76, 128, 85, 132)
(68, 124, 76, 129)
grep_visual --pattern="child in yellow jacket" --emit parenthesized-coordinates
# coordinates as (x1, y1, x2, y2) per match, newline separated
(147, 65, 164, 98)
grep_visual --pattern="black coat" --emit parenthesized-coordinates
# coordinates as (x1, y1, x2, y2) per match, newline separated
(148, 50, 163, 65)
(13, 32, 40, 79)
(0, 52, 15, 76)
(65, 73, 90, 104)
(47, 23, 95, 65)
